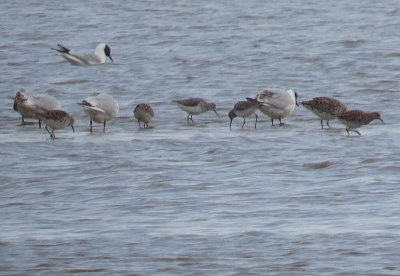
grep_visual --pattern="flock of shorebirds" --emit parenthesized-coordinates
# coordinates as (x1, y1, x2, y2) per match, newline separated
(12, 43, 384, 139)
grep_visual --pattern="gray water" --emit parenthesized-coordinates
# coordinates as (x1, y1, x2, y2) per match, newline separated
(1, 0, 400, 275)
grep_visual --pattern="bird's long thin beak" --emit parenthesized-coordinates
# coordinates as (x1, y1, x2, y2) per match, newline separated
(296, 101, 299, 107)
(109, 55, 114, 63)
(229, 119, 232, 130)
(213, 108, 220, 118)
(380, 118, 385, 124)
(71, 125, 75, 132)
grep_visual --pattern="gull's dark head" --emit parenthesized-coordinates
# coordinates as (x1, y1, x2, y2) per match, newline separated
(80, 99, 93, 107)
(291, 89, 299, 107)
(13, 91, 22, 111)
(104, 44, 113, 62)
(15, 91, 28, 104)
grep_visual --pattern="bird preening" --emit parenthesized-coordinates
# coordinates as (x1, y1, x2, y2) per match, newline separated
(255, 88, 299, 126)
(13, 84, 384, 138)
(13, 88, 61, 128)
(48, 43, 385, 136)
(79, 93, 119, 133)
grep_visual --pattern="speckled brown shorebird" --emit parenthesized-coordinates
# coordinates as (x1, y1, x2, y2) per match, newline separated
(133, 103, 154, 129)
(302, 96, 347, 129)
(228, 98, 262, 130)
(36, 109, 75, 139)
(337, 109, 383, 135)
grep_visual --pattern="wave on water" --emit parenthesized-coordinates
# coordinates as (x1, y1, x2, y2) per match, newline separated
(50, 79, 91, 85)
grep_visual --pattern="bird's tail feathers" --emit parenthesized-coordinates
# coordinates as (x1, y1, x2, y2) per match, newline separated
(51, 44, 70, 53)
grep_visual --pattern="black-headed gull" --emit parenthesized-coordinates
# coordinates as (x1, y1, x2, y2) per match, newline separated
(80, 93, 119, 132)
(255, 88, 299, 126)
(52, 43, 113, 65)
(13, 88, 61, 128)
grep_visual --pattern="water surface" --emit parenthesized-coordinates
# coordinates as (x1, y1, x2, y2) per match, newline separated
(1, 0, 400, 274)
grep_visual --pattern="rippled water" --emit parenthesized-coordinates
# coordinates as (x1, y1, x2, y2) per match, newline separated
(1, 0, 400, 274)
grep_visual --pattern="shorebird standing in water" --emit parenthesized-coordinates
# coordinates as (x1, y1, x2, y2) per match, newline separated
(337, 109, 384, 135)
(302, 96, 347, 129)
(228, 97, 262, 130)
(172, 98, 219, 123)
(133, 103, 154, 129)
(255, 88, 299, 126)
(80, 93, 119, 133)
(13, 88, 61, 128)
(35, 109, 75, 139)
